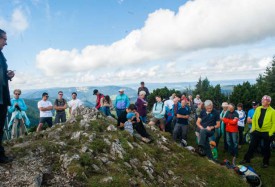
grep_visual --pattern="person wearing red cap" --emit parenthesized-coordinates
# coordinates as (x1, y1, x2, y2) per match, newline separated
(241, 95, 275, 168)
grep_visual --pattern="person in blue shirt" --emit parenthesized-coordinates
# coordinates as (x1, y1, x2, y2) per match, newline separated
(115, 89, 130, 118)
(8, 89, 30, 139)
(247, 101, 259, 129)
(173, 100, 190, 146)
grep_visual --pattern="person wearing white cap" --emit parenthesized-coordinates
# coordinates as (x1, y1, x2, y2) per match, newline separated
(115, 89, 130, 118)
(242, 95, 275, 168)
(194, 95, 202, 107)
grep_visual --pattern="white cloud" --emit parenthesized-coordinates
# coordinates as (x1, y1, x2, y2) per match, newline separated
(36, 0, 275, 78)
(0, 8, 29, 35)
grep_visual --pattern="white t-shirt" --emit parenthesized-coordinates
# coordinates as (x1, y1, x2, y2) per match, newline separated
(68, 99, 83, 113)
(194, 98, 202, 105)
(38, 100, 53, 117)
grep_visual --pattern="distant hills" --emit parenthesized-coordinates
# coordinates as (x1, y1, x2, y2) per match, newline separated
(20, 79, 255, 107)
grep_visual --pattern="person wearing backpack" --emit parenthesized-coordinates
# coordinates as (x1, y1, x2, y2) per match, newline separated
(148, 96, 166, 131)
(54, 91, 67, 124)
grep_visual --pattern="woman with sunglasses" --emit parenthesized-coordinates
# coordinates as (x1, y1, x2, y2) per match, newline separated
(8, 89, 30, 139)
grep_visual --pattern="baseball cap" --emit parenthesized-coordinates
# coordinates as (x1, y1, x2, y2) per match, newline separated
(126, 112, 135, 119)
(118, 89, 125, 92)
(252, 101, 258, 106)
(93, 89, 98, 95)
(42, 92, 49, 97)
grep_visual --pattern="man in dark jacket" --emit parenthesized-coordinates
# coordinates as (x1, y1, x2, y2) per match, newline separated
(137, 82, 150, 100)
(0, 29, 14, 163)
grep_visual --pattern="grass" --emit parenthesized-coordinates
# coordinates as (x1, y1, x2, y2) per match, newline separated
(185, 123, 275, 187)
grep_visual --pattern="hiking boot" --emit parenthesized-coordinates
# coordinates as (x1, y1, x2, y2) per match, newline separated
(197, 145, 206, 156)
(181, 139, 188, 147)
(261, 164, 269, 168)
(0, 155, 13, 164)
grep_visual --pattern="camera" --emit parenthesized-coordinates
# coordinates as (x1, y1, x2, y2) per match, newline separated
(15, 105, 21, 111)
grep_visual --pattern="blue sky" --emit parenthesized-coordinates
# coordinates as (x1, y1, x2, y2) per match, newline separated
(1, 0, 275, 90)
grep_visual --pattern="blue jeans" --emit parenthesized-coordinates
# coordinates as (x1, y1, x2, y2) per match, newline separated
(101, 106, 111, 116)
(226, 132, 238, 157)
(199, 128, 215, 159)
(140, 116, 147, 123)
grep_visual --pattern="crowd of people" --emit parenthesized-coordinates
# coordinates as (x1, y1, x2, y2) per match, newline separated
(0, 29, 274, 172)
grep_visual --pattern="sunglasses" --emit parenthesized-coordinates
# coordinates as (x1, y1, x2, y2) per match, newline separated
(59, 94, 63, 95)
(14, 93, 20, 95)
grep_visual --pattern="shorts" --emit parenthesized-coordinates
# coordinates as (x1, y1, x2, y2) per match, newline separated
(39, 117, 53, 127)
(150, 117, 166, 126)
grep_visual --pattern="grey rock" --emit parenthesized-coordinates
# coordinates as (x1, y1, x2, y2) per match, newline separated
(71, 131, 82, 141)
(168, 170, 174, 176)
(92, 164, 100, 171)
(124, 162, 132, 168)
(110, 139, 125, 159)
(101, 176, 113, 183)
(107, 125, 117, 131)
(81, 146, 88, 153)
(100, 157, 109, 164)
(103, 138, 112, 146)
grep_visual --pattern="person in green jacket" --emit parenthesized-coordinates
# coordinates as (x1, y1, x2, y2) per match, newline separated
(241, 95, 275, 168)
(210, 141, 218, 160)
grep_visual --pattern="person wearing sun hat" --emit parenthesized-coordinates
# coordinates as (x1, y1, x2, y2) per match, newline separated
(115, 88, 130, 118)
(242, 95, 275, 168)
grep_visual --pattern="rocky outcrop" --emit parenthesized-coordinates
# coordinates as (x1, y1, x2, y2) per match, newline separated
(1, 106, 246, 187)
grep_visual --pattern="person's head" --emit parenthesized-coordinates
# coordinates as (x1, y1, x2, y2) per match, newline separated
(181, 99, 186, 107)
(221, 102, 229, 111)
(42, 92, 49, 101)
(196, 94, 200, 99)
(139, 90, 146, 99)
(126, 112, 135, 121)
(105, 95, 111, 103)
(13, 89, 21, 99)
(228, 103, 235, 112)
(72, 92, 77, 99)
(118, 89, 124, 95)
(155, 95, 162, 102)
(209, 141, 216, 149)
(252, 101, 259, 109)
(181, 94, 186, 98)
(199, 102, 205, 109)
(0, 29, 7, 50)
(128, 104, 137, 112)
(140, 81, 145, 88)
(93, 89, 99, 96)
(261, 95, 271, 108)
(188, 95, 192, 100)
(237, 103, 243, 111)
(58, 91, 63, 99)
(204, 100, 213, 113)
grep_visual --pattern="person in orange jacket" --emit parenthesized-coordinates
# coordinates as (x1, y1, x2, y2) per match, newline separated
(222, 103, 239, 162)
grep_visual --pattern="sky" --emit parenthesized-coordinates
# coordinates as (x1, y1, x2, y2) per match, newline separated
(1, 0, 275, 91)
